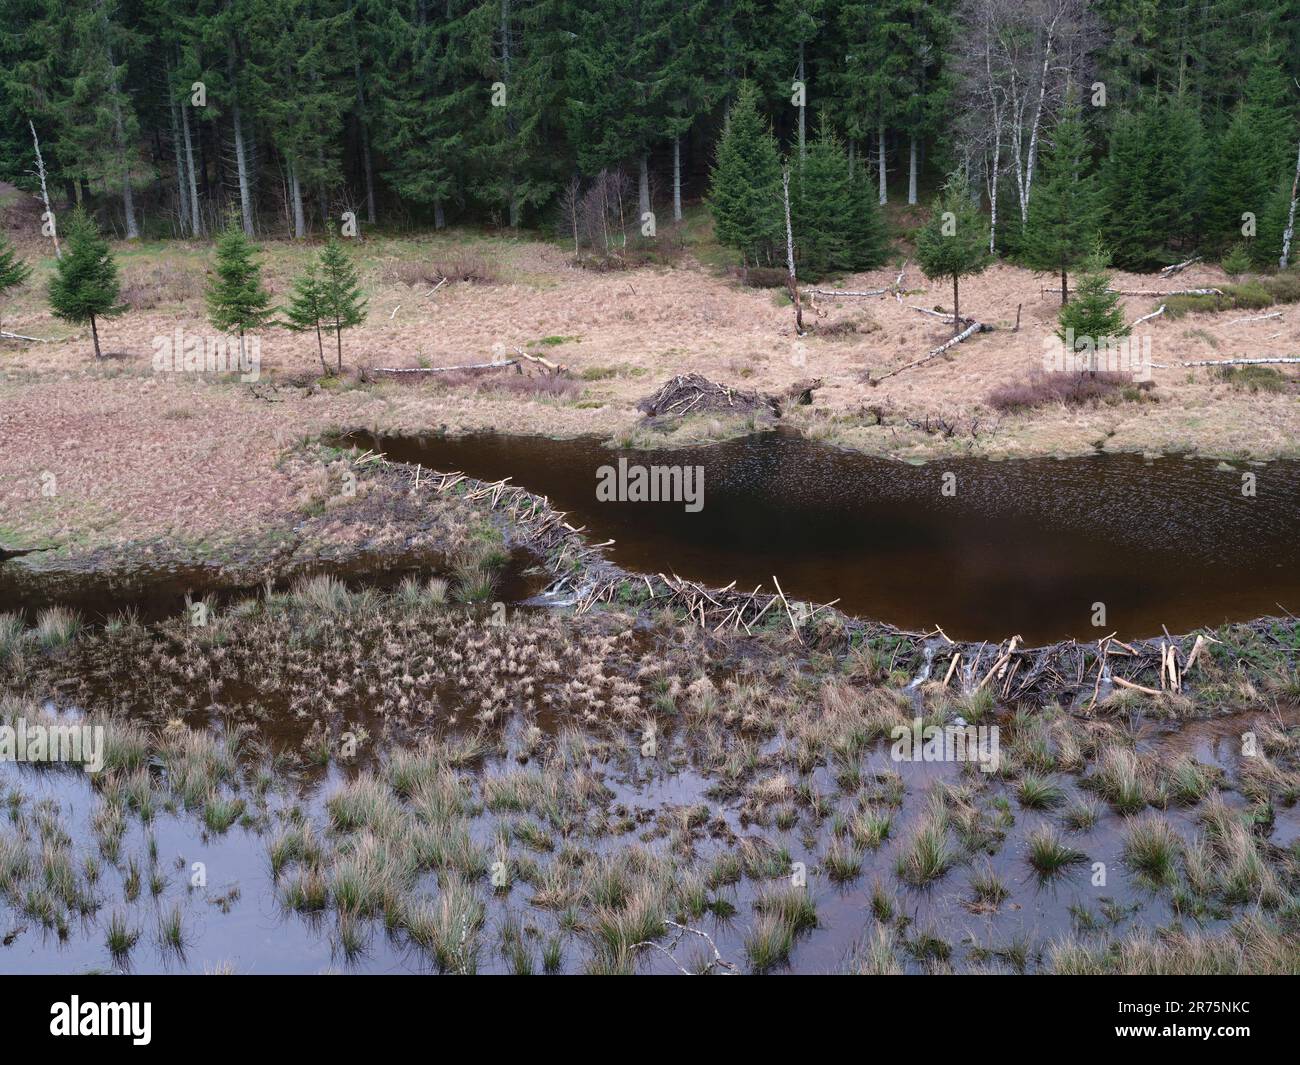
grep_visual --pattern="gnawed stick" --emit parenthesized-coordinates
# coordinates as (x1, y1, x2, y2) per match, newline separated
(941, 652, 961, 688)
(772, 575, 803, 644)
(1114, 675, 1162, 697)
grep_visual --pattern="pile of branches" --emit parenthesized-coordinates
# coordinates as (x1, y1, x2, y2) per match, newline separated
(637, 373, 820, 420)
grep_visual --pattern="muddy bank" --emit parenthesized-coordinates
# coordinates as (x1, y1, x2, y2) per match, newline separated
(0, 460, 549, 624)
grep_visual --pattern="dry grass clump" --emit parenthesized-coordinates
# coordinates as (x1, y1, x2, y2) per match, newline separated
(1051, 913, 1300, 975)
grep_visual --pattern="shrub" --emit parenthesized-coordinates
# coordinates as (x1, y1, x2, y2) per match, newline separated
(986, 370, 1137, 413)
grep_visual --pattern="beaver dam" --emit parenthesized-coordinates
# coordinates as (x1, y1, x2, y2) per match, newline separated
(345, 429, 1300, 644)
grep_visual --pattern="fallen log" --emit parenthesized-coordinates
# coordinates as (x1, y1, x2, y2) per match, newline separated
(512, 347, 565, 373)
(370, 359, 519, 374)
(1150, 356, 1300, 369)
(809, 287, 888, 298)
(1131, 304, 1166, 327)
(1121, 288, 1223, 297)
(0, 330, 46, 342)
(911, 305, 974, 324)
(1159, 255, 1201, 277)
(1224, 311, 1284, 325)
(870, 319, 989, 384)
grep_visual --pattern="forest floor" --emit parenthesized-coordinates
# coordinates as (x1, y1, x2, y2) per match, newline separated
(1, 188, 1297, 556)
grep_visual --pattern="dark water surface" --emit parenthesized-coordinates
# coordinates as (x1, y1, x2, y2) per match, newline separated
(347, 429, 1300, 643)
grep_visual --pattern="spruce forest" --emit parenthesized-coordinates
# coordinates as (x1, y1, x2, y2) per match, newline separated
(3, 0, 1298, 272)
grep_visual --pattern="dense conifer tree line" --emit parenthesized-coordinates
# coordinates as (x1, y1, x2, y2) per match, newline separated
(2, 1, 1297, 272)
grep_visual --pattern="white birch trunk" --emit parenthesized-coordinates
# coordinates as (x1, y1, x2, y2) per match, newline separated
(638, 154, 651, 220)
(1280, 138, 1300, 269)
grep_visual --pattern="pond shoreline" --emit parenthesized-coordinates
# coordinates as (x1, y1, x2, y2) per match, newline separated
(7, 446, 1296, 717)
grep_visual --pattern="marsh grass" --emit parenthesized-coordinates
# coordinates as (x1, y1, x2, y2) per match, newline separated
(106, 910, 140, 959)
(746, 885, 818, 972)
(895, 808, 954, 886)
(1123, 816, 1181, 887)
(1017, 773, 1066, 810)
(34, 607, 81, 650)
(1026, 825, 1086, 877)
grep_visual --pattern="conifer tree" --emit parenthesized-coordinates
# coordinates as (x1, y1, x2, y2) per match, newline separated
(1104, 94, 1205, 270)
(48, 209, 127, 359)
(1021, 101, 1101, 303)
(205, 220, 274, 367)
(283, 260, 329, 374)
(794, 122, 886, 276)
(708, 82, 783, 267)
(915, 171, 991, 333)
(1057, 243, 1129, 372)
(0, 234, 32, 334)
(316, 233, 367, 373)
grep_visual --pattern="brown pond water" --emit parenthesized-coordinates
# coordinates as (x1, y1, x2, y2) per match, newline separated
(345, 429, 1300, 644)
(0, 547, 547, 627)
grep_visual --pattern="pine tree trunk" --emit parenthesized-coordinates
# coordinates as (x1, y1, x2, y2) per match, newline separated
(1061, 268, 1068, 305)
(230, 92, 253, 236)
(106, 42, 139, 239)
(672, 136, 682, 222)
(290, 162, 306, 239)
(434, 199, 445, 229)
(90, 314, 101, 359)
(908, 134, 918, 205)
(168, 88, 189, 236)
(877, 120, 887, 205)
(180, 88, 202, 236)
(952, 276, 960, 336)
(315, 324, 327, 375)
(336, 316, 343, 373)
(361, 123, 377, 225)
(355, 56, 377, 225)
(638, 155, 651, 221)
(847, 140, 855, 180)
